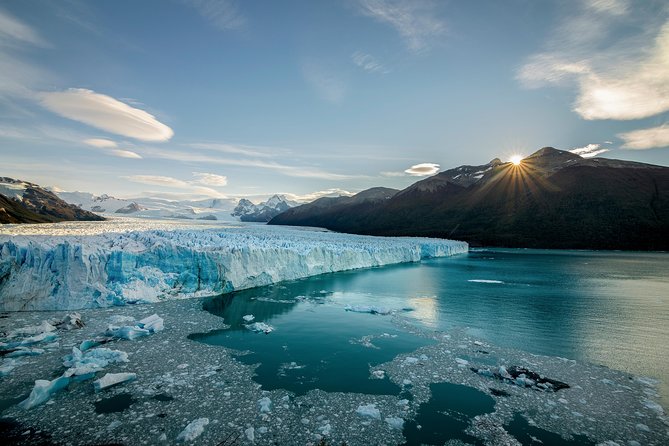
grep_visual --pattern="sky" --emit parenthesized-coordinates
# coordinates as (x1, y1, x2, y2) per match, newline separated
(1, 0, 669, 202)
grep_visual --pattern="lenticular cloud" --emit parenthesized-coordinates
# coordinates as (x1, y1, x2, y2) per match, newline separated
(40, 88, 173, 142)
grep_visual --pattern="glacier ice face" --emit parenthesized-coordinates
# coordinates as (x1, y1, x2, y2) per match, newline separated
(0, 225, 467, 311)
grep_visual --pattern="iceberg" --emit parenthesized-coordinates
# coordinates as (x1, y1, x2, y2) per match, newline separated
(19, 376, 70, 410)
(176, 418, 209, 442)
(0, 226, 467, 310)
(245, 322, 274, 334)
(106, 324, 151, 340)
(93, 372, 137, 391)
(63, 347, 129, 377)
(356, 403, 381, 420)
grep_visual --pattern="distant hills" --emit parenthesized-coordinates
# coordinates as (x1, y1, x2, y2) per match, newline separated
(270, 148, 669, 250)
(0, 177, 104, 224)
(231, 194, 299, 222)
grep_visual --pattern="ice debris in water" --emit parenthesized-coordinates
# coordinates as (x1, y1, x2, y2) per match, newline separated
(5, 347, 44, 357)
(19, 376, 70, 410)
(2, 331, 58, 349)
(356, 403, 381, 420)
(176, 418, 209, 442)
(93, 372, 137, 391)
(258, 396, 272, 413)
(7, 320, 56, 338)
(51, 312, 84, 330)
(345, 305, 392, 315)
(384, 417, 404, 430)
(106, 314, 164, 340)
(245, 322, 274, 334)
(245, 427, 255, 441)
(242, 314, 255, 322)
(0, 358, 19, 377)
(63, 347, 129, 377)
(471, 365, 570, 392)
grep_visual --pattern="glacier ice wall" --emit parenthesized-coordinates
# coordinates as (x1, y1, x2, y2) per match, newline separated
(0, 226, 467, 311)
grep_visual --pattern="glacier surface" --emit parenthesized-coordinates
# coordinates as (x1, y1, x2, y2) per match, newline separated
(0, 225, 467, 311)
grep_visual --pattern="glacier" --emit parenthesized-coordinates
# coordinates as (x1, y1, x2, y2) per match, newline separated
(0, 225, 467, 311)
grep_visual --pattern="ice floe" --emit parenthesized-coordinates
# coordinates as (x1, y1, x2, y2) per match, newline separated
(176, 418, 209, 442)
(245, 322, 274, 334)
(93, 372, 137, 391)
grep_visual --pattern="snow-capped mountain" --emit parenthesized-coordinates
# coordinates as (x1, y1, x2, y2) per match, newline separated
(0, 177, 104, 224)
(231, 194, 299, 222)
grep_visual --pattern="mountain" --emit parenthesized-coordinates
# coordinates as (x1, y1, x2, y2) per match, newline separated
(270, 148, 669, 250)
(0, 177, 105, 224)
(231, 194, 299, 222)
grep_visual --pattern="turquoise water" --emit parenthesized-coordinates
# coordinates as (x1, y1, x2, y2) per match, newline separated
(191, 248, 669, 442)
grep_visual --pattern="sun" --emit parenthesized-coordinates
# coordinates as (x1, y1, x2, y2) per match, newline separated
(510, 154, 523, 166)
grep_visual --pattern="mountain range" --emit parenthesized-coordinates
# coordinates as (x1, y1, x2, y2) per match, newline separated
(270, 148, 669, 250)
(0, 177, 104, 224)
(231, 195, 299, 222)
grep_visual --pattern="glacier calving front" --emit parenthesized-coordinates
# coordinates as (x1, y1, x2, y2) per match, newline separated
(0, 226, 467, 310)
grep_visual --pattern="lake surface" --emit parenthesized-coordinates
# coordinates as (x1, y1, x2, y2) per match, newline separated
(193, 248, 669, 408)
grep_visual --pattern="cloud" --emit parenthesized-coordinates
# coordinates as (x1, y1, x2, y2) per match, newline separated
(351, 51, 388, 73)
(569, 143, 609, 158)
(283, 188, 355, 202)
(404, 163, 440, 176)
(380, 170, 408, 177)
(618, 124, 669, 150)
(356, 0, 445, 52)
(40, 88, 174, 141)
(302, 62, 347, 103)
(111, 149, 142, 159)
(125, 175, 191, 188)
(518, 4, 669, 121)
(183, 0, 245, 30)
(192, 172, 228, 186)
(0, 8, 44, 46)
(189, 142, 276, 157)
(84, 138, 117, 148)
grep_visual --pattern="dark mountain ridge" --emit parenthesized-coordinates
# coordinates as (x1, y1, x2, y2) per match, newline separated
(270, 148, 669, 250)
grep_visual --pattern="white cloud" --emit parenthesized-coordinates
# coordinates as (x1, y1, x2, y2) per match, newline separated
(283, 188, 355, 202)
(183, 0, 245, 30)
(189, 142, 275, 157)
(356, 0, 445, 52)
(125, 175, 191, 188)
(0, 8, 44, 46)
(518, 5, 669, 121)
(569, 143, 609, 158)
(111, 149, 142, 159)
(40, 88, 174, 141)
(618, 124, 669, 150)
(404, 163, 440, 176)
(351, 52, 388, 73)
(193, 172, 228, 186)
(380, 171, 408, 177)
(84, 138, 117, 148)
(302, 62, 347, 104)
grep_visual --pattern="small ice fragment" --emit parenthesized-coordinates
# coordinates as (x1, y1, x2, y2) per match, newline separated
(467, 279, 504, 284)
(474, 341, 483, 346)
(356, 403, 381, 420)
(19, 376, 70, 409)
(642, 399, 664, 414)
(257, 427, 268, 434)
(109, 315, 135, 324)
(245, 322, 274, 334)
(138, 314, 164, 332)
(176, 418, 209, 442)
(371, 370, 385, 379)
(402, 379, 412, 386)
(385, 417, 404, 430)
(93, 373, 137, 391)
(243, 315, 255, 322)
(258, 397, 272, 413)
(0, 358, 19, 377)
(319, 423, 331, 436)
(6, 347, 44, 358)
(455, 358, 469, 366)
(245, 427, 255, 441)
(635, 423, 650, 432)
(106, 324, 151, 340)
(404, 357, 419, 365)
(344, 305, 391, 315)
(498, 366, 512, 379)
(9, 321, 55, 338)
(107, 420, 122, 431)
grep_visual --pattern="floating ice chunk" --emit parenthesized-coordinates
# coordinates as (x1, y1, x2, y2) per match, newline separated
(635, 423, 650, 432)
(258, 397, 272, 413)
(107, 420, 122, 431)
(6, 347, 44, 358)
(176, 418, 209, 442)
(246, 322, 274, 334)
(468, 279, 504, 284)
(137, 314, 164, 332)
(474, 340, 484, 346)
(19, 376, 70, 409)
(106, 324, 151, 340)
(404, 357, 419, 365)
(498, 366, 512, 379)
(455, 358, 469, 366)
(52, 312, 84, 330)
(63, 347, 129, 377)
(9, 321, 55, 338)
(109, 315, 135, 324)
(372, 370, 386, 379)
(242, 314, 255, 322)
(93, 372, 137, 391)
(642, 399, 664, 414)
(345, 305, 391, 315)
(385, 417, 404, 430)
(319, 423, 332, 436)
(245, 427, 255, 441)
(4, 331, 58, 348)
(0, 358, 19, 377)
(356, 403, 381, 420)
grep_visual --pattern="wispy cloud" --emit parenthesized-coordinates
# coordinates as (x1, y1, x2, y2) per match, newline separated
(40, 89, 174, 141)
(405, 163, 440, 176)
(0, 8, 45, 46)
(192, 172, 228, 186)
(518, 3, 669, 121)
(618, 124, 669, 150)
(301, 61, 347, 104)
(111, 149, 142, 159)
(84, 138, 117, 148)
(282, 188, 355, 202)
(188, 142, 276, 158)
(124, 173, 225, 198)
(356, 0, 445, 52)
(570, 143, 609, 158)
(351, 51, 388, 74)
(183, 0, 245, 30)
